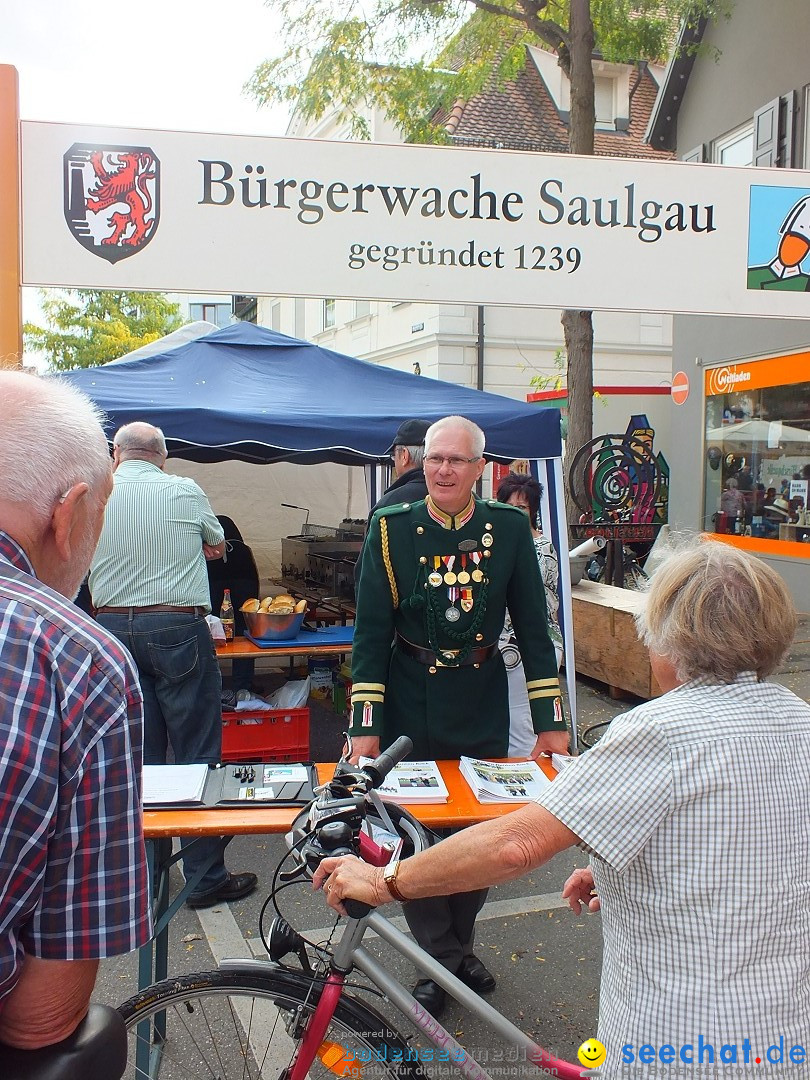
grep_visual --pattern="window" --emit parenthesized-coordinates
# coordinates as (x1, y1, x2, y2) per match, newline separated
(713, 94, 796, 169)
(354, 300, 371, 318)
(703, 352, 810, 552)
(270, 301, 281, 331)
(189, 302, 231, 327)
(594, 77, 615, 127)
(713, 123, 754, 166)
(322, 299, 335, 329)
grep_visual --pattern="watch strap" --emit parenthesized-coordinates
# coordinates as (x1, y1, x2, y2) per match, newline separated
(383, 859, 409, 903)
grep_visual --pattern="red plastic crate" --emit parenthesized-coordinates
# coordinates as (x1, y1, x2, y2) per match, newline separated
(221, 707, 310, 763)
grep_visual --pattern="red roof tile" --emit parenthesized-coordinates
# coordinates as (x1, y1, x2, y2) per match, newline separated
(443, 53, 673, 161)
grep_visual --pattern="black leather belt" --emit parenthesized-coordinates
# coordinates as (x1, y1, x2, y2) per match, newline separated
(395, 633, 498, 668)
(95, 605, 206, 616)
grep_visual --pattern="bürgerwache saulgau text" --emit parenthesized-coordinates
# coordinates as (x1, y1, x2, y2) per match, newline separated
(198, 162, 717, 244)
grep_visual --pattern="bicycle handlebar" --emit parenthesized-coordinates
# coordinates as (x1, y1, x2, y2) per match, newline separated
(285, 736, 421, 914)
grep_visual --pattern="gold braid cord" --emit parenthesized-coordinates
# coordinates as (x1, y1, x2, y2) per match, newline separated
(380, 515, 399, 609)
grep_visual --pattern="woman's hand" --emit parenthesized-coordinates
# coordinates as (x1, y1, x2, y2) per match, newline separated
(562, 867, 600, 914)
(313, 855, 391, 915)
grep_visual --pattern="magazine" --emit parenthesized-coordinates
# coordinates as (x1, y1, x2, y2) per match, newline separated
(359, 758, 449, 803)
(459, 756, 551, 803)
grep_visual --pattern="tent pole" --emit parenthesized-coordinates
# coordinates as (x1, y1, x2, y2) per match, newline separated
(550, 456, 578, 753)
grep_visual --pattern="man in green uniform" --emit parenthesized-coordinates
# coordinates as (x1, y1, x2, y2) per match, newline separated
(350, 415, 567, 1017)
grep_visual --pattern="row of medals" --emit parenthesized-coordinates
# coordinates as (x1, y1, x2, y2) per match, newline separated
(427, 532, 494, 623)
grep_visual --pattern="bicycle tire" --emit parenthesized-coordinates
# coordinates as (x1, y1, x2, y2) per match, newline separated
(119, 963, 424, 1080)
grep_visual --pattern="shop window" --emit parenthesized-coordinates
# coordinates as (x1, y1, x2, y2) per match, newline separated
(703, 353, 810, 550)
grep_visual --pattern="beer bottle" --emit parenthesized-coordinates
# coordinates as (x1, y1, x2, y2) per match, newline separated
(735, 509, 745, 535)
(220, 588, 235, 642)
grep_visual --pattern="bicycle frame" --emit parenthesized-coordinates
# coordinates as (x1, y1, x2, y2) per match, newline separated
(231, 904, 583, 1080)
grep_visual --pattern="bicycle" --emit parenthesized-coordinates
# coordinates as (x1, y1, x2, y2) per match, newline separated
(585, 541, 648, 590)
(119, 737, 584, 1080)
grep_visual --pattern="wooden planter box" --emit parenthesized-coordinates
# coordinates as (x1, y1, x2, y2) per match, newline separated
(569, 581, 662, 700)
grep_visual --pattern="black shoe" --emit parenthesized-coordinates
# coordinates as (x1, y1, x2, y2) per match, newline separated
(457, 955, 496, 994)
(412, 979, 446, 1017)
(187, 872, 258, 909)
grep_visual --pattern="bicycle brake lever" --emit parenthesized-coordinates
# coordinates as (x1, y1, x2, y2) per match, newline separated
(279, 862, 310, 883)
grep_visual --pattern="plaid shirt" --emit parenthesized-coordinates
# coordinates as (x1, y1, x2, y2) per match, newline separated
(540, 674, 810, 1077)
(0, 533, 152, 1005)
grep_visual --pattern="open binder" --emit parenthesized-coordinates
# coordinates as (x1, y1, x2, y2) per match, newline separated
(143, 762, 318, 810)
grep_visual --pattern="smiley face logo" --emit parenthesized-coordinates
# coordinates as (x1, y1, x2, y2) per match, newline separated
(577, 1038, 606, 1069)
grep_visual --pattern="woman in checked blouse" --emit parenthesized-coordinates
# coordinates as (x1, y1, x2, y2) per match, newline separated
(317, 539, 810, 1078)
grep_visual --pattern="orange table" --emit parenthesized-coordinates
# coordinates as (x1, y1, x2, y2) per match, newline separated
(144, 759, 555, 838)
(141, 759, 557, 990)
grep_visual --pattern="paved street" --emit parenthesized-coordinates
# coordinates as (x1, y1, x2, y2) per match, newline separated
(96, 615, 809, 1071)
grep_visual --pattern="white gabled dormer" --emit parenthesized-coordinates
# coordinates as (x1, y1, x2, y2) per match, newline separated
(528, 46, 663, 133)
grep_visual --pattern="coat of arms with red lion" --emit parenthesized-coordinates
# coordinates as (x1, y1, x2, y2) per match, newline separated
(63, 142, 160, 263)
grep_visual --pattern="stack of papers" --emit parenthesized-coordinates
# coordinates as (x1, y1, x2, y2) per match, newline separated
(143, 763, 209, 805)
(551, 753, 577, 775)
(361, 759, 449, 803)
(459, 757, 551, 803)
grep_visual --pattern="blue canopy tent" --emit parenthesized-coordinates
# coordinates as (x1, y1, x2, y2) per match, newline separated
(64, 322, 562, 465)
(63, 321, 577, 737)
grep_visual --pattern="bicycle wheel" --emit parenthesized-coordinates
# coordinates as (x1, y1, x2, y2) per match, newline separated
(119, 962, 423, 1080)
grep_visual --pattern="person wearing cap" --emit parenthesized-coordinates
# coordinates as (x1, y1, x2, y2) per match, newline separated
(349, 415, 566, 1018)
(375, 418, 431, 514)
(355, 419, 430, 594)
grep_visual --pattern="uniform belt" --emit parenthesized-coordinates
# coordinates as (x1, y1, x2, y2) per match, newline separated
(395, 633, 498, 668)
(95, 605, 207, 616)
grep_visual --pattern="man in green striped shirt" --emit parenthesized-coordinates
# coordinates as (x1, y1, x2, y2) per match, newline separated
(89, 422, 257, 908)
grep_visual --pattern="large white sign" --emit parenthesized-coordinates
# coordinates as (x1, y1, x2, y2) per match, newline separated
(20, 120, 810, 317)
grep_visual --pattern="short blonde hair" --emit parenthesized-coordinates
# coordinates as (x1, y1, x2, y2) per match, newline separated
(636, 539, 796, 682)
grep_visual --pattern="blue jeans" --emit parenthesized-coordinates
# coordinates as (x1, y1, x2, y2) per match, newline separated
(97, 611, 228, 896)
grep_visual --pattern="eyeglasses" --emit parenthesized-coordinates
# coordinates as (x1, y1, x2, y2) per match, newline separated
(424, 454, 481, 469)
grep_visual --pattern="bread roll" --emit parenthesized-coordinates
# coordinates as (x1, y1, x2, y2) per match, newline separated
(240, 598, 261, 613)
(294, 599, 308, 614)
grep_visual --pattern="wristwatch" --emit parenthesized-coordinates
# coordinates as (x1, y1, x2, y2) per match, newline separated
(382, 858, 409, 903)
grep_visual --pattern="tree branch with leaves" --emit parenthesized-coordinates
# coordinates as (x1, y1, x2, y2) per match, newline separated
(248, 0, 732, 529)
(24, 290, 183, 372)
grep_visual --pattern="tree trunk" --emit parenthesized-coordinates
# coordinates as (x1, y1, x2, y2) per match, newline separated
(561, 0, 596, 537)
(561, 308, 594, 529)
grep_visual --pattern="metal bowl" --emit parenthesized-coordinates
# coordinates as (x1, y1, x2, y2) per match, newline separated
(243, 609, 306, 642)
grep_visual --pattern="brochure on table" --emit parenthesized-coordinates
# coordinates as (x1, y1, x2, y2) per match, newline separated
(459, 756, 551, 803)
(359, 758, 449, 803)
(143, 762, 318, 809)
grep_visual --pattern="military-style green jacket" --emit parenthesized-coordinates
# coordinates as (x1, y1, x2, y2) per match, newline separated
(350, 495, 564, 759)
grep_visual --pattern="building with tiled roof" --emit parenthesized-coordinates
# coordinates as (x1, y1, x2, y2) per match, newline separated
(440, 47, 673, 163)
